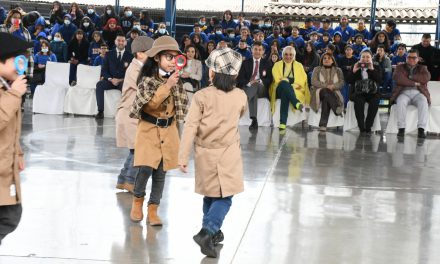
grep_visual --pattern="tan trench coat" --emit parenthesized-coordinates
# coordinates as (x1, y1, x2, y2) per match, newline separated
(310, 66, 345, 112)
(178, 86, 248, 197)
(0, 86, 23, 206)
(115, 59, 143, 149)
(133, 83, 180, 171)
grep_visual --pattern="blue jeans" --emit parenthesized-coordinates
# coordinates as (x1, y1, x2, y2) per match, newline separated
(381, 71, 393, 94)
(133, 160, 166, 205)
(341, 83, 350, 107)
(202, 196, 233, 234)
(117, 150, 136, 185)
(276, 80, 300, 125)
(69, 61, 87, 83)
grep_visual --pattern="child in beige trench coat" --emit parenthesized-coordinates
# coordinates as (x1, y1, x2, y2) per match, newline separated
(178, 48, 247, 258)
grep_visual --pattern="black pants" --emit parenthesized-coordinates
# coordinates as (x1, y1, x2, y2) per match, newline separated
(0, 204, 22, 245)
(352, 93, 379, 132)
(96, 80, 123, 112)
(319, 89, 339, 127)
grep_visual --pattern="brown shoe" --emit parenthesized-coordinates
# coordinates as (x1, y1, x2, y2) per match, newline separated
(147, 204, 163, 226)
(130, 197, 144, 222)
(116, 183, 125, 190)
(124, 183, 134, 193)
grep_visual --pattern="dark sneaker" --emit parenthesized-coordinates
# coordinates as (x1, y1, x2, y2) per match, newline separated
(397, 128, 405, 138)
(95, 111, 104, 119)
(418, 128, 426, 139)
(212, 230, 224, 245)
(193, 228, 218, 258)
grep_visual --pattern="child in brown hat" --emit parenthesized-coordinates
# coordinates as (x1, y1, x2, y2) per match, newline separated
(129, 36, 189, 226)
(178, 48, 247, 258)
(0, 32, 33, 245)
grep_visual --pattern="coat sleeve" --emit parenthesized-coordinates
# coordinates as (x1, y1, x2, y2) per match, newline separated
(178, 92, 203, 166)
(236, 60, 248, 88)
(311, 67, 327, 89)
(146, 85, 171, 110)
(413, 66, 431, 85)
(0, 90, 22, 132)
(101, 54, 111, 80)
(190, 61, 203, 81)
(393, 66, 415, 87)
(334, 68, 345, 90)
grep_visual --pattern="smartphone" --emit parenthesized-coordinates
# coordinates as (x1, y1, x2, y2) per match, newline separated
(13, 19, 20, 28)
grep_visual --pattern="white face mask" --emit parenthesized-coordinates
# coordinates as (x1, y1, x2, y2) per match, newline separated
(216, 30, 222, 35)
(106, 10, 112, 15)
(265, 23, 272, 27)
(374, 26, 381, 31)
(64, 20, 71, 25)
(199, 21, 205, 26)
(88, 9, 94, 15)
(41, 48, 49, 53)
(54, 37, 61, 42)
(83, 22, 90, 27)
(394, 40, 401, 44)
(159, 29, 166, 34)
(125, 11, 132, 17)
(134, 25, 141, 30)
(229, 34, 235, 38)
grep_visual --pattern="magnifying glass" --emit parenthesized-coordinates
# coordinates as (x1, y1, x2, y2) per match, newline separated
(15, 55, 28, 76)
(175, 55, 187, 75)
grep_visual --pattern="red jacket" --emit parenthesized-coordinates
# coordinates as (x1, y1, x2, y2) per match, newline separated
(392, 64, 431, 104)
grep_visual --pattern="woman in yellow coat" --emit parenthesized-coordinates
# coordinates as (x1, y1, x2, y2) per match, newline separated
(269, 46, 311, 129)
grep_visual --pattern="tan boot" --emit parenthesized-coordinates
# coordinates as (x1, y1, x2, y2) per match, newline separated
(124, 183, 134, 193)
(130, 197, 144, 222)
(147, 204, 163, 226)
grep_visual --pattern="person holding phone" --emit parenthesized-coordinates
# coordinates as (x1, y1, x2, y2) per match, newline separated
(0, 32, 33, 245)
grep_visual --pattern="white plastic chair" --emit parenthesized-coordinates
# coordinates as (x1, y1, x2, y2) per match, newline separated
(307, 106, 344, 129)
(427, 81, 440, 133)
(64, 65, 101, 116)
(385, 104, 419, 134)
(239, 98, 272, 127)
(104, 89, 122, 118)
(32, 62, 70, 114)
(343, 101, 381, 132)
(272, 99, 307, 128)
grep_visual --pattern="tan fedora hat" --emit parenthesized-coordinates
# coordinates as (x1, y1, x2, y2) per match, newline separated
(146, 36, 181, 58)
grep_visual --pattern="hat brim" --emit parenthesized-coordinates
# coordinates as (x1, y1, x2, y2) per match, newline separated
(146, 44, 182, 57)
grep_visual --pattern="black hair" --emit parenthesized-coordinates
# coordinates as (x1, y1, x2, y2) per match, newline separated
(137, 57, 159, 84)
(0, 51, 23, 63)
(252, 41, 263, 48)
(397, 43, 407, 49)
(184, 44, 200, 59)
(408, 48, 419, 56)
(238, 12, 246, 17)
(376, 44, 385, 50)
(100, 43, 108, 48)
(212, 73, 236, 92)
(422, 33, 431, 39)
(386, 20, 396, 29)
(116, 32, 126, 38)
(226, 28, 235, 34)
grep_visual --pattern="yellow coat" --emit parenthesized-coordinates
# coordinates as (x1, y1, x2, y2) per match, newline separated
(269, 60, 311, 113)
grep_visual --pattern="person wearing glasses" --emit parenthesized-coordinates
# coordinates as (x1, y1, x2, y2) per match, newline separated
(129, 36, 189, 226)
(269, 46, 310, 130)
(391, 48, 431, 139)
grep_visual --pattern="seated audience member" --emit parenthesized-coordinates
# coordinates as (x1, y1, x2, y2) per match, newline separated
(190, 23, 209, 43)
(373, 44, 392, 93)
(268, 39, 282, 58)
(152, 22, 170, 39)
(235, 26, 253, 46)
(120, 6, 136, 34)
(337, 45, 357, 106)
(315, 32, 332, 55)
(352, 34, 367, 57)
(286, 41, 304, 63)
(31, 40, 57, 95)
(29, 17, 50, 40)
(260, 17, 273, 37)
(225, 28, 238, 47)
(235, 40, 252, 60)
(85, 5, 101, 30)
(126, 28, 141, 54)
(237, 41, 273, 129)
(390, 34, 402, 55)
(347, 49, 382, 136)
(80, 16, 95, 42)
(384, 19, 400, 45)
(139, 10, 154, 36)
(68, 29, 90, 85)
(391, 49, 431, 139)
(191, 33, 207, 60)
(208, 25, 226, 44)
(334, 16, 354, 43)
(59, 14, 78, 45)
(197, 15, 207, 31)
(308, 31, 320, 45)
(254, 31, 269, 54)
(391, 44, 407, 68)
(88, 31, 104, 64)
(265, 25, 286, 48)
(270, 52, 280, 65)
(332, 31, 346, 56)
(369, 21, 382, 42)
(49, 1, 66, 26)
(236, 11, 250, 32)
(318, 18, 335, 38)
(269, 46, 310, 130)
(370, 31, 390, 54)
(303, 41, 320, 85)
(413, 33, 440, 81)
(181, 45, 203, 94)
(206, 40, 216, 56)
(205, 16, 220, 35)
(102, 18, 123, 50)
(249, 16, 260, 33)
(353, 19, 370, 43)
(300, 17, 316, 41)
(221, 10, 237, 32)
(101, 5, 119, 28)
(50, 32, 68, 62)
(310, 53, 344, 131)
(68, 2, 84, 28)
(95, 34, 133, 119)
(93, 43, 108, 67)
(286, 26, 305, 51)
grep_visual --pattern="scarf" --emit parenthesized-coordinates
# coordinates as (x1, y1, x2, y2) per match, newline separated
(130, 76, 189, 123)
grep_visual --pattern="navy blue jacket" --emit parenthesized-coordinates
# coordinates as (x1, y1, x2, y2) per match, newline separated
(101, 49, 134, 80)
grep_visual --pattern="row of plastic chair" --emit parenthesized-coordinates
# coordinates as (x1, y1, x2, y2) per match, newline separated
(239, 81, 440, 134)
(32, 62, 121, 117)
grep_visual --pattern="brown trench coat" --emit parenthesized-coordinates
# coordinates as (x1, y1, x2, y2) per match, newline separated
(178, 86, 248, 197)
(0, 86, 23, 205)
(310, 66, 345, 112)
(133, 82, 180, 171)
(115, 59, 143, 149)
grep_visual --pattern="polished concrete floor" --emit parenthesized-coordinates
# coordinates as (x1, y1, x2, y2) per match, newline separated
(1, 104, 440, 264)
